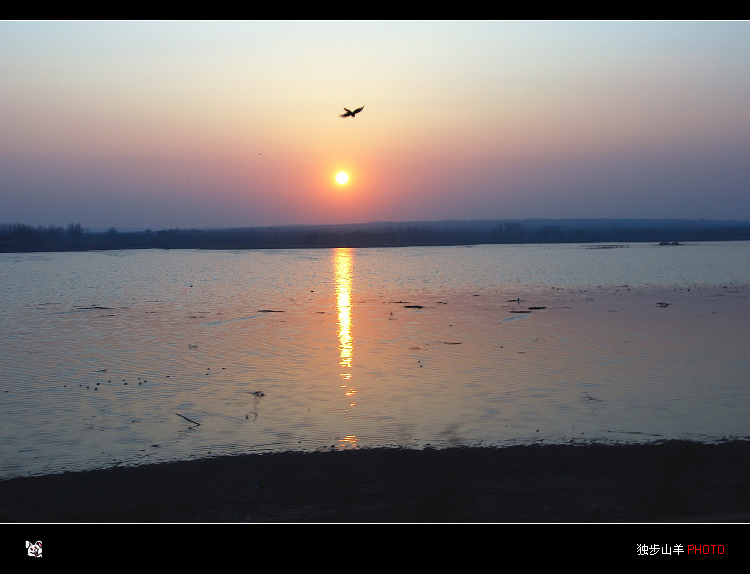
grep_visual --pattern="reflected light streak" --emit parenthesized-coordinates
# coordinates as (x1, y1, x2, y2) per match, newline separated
(335, 248, 354, 380)
(334, 248, 358, 445)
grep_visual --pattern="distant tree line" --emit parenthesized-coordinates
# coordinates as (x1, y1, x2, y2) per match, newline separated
(2, 220, 750, 253)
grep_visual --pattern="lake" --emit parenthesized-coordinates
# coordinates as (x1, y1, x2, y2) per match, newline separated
(1, 241, 749, 479)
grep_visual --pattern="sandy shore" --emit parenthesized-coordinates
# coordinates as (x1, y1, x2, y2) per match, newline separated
(2, 440, 750, 523)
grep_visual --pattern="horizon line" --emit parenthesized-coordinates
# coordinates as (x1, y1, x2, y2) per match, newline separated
(5, 216, 750, 234)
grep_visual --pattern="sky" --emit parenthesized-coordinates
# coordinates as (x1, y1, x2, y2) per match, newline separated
(1, 20, 749, 231)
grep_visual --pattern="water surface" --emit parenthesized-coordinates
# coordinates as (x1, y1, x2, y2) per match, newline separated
(1, 242, 749, 478)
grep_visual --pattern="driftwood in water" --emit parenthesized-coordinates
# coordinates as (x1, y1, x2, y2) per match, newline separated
(175, 413, 201, 427)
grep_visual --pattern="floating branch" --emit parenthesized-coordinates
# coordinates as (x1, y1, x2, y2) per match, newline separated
(175, 412, 201, 427)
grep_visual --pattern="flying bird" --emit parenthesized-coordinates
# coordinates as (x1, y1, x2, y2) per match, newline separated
(340, 105, 365, 118)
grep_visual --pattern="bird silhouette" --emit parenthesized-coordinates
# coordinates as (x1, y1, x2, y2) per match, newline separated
(340, 105, 365, 118)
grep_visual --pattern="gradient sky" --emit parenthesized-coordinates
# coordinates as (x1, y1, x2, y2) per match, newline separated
(1, 20, 749, 230)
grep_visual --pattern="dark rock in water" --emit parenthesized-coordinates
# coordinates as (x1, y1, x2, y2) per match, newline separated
(404, 305, 424, 309)
(528, 306, 546, 310)
(258, 309, 284, 313)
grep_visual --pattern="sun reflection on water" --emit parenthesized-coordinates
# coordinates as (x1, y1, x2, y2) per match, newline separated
(334, 248, 358, 444)
(335, 248, 353, 378)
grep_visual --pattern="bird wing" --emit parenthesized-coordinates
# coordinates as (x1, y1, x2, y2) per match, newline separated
(340, 108, 352, 117)
(353, 105, 364, 114)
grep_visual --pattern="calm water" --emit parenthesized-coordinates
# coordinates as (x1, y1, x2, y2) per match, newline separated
(1, 242, 749, 478)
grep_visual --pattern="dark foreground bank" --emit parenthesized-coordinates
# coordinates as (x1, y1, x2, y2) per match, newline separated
(2, 440, 750, 523)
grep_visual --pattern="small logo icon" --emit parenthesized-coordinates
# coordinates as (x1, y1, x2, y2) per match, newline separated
(26, 540, 42, 558)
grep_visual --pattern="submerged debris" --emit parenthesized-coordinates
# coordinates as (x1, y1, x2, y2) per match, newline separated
(244, 390, 265, 422)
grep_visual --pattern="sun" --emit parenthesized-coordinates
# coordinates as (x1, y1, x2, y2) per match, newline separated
(336, 172, 349, 185)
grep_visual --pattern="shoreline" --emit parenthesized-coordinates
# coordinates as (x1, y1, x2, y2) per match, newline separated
(4, 219, 750, 252)
(2, 440, 750, 523)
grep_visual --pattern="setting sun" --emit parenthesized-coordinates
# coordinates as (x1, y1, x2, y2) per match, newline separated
(336, 172, 349, 185)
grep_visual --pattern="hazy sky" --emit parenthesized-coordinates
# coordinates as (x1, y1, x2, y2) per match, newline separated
(2, 20, 749, 230)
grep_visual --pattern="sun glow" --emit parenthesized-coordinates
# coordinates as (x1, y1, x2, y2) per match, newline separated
(336, 172, 348, 185)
